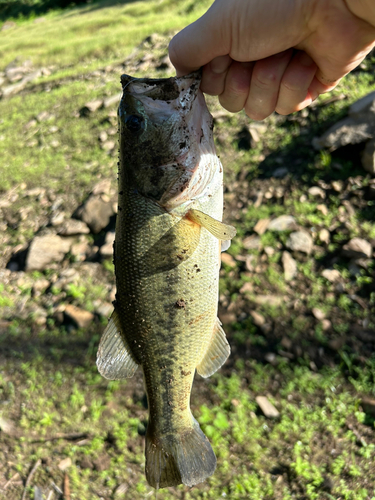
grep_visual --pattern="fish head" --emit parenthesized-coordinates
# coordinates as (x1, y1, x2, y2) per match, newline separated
(118, 72, 219, 209)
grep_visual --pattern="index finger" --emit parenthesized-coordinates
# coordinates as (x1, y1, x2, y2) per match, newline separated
(168, 8, 229, 76)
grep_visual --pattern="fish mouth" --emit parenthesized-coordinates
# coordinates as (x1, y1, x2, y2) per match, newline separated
(120, 71, 219, 211)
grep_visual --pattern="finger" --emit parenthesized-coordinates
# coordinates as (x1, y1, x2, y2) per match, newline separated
(244, 49, 293, 120)
(276, 51, 317, 115)
(200, 55, 232, 96)
(218, 61, 254, 113)
(168, 3, 230, 76)
(308, 75, 339, 101)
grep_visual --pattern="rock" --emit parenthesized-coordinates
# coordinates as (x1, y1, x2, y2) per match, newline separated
(312, 308, 326, 320)
(92, 179, 112, 196)
(0, 416, 18, 436)
(239, 282, 254, 294)
(361, 138, 375, 175)
(349, 91, 375, 118)
(100, 231, 115, 257)
(25, 234, 73, 271)
(264, 246, 275, 256)
(243, 235, 262, 250)
(58, 457, 72, 471)
(268, 215, 296, 232)
(342, 238, 372, 259)
(64, 305, 94, 328)
(102, 140, 116, 151)
(253, 218, 270, 235)
(256, 396, 280, 418)
(98, 131, 108, 142)
(314, 118, 373, 151)
(319, 228, 330, 244)
(282, 251, 297, 281)
(58, 219, 90, 236)
(103, 93, 121, 108)
(331, 180, 343, 192)
(1, 21, 16, 31)
(74, 195, 114, 233)
(249, 311, 265, 326)
(361, 397, 375, 418)
(251, 295, 283, 307)
(70, 241, 90, 261)
(272, 167, 289, 178)
(94, 301, 113, 318)
(308, 186, 325, 198)
(50, 211, 66, 226)
(80, 99, 103, 115)
(221, 253, 236, 267)
(33, 278, 50, 295)
(321, 269, 341, 283)
(286, 231, 313, 254)
(317, 204, 328, 216)
(321, 319, 331, 331)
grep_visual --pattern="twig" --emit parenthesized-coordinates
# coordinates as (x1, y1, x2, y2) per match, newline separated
(2, 472, 20, 490)
(21, 459, 41, 500)
(46, 490, 54, 500)
(32, 432, 89, 443)
(63, 473, 70, 500)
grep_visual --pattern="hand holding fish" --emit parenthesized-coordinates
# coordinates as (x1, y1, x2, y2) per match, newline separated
(169, 0, 375, 120)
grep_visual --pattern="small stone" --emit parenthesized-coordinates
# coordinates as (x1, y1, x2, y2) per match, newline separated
(92, 179, 112, 196)
(95, 302, 113, 318)
(264, 352, 276, 364)
(81, 99, 103, 114)
(362, 138, 375, 175)
(243, 235, 261, 250)
(58, 457, 72, 471)
(256, 396, 280, 418)
(342, 238, 372, 259)
(280, 336, 292, 350)
(321, 269, 341, 282)
(74, 195, 114, 233)
(0, 416, 18, 436)
(321, 319, 331, 331)
(251, 295, 283, 307)
(103, 93, 122, 108)
(282, 251, 297, 281)
(50, 211, 66, 226)
(286, 231, 313, 254)
(100, 231, 115, 257)
(312, 308, 326, 320)
(64, 305, 94, 328)
(264, 246, 275, 256)
(319, 228, 330, 244)
(102, 140, 116, 151)
(268, 215, 296, 232)
(308, 186, 326, 198)
(99, 131, 108, 142)
(317, 204, 328, 216)
(331, 180, 344, 192)
(25, 234, 73, 271)
(33, 278, 50, 294)
(253, 218, 270, 235)
(221, 253, 236, 267)
(239, 282, 254, 294)
(272, 167, 289, 178)
(249, 310, 265, 326)
(58, 219, 90, 236)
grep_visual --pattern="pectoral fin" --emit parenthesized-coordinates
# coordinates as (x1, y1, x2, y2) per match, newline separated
(97, 309, 139, 379)
(187, 209, 236, 240)
(196, 318, 230, 378)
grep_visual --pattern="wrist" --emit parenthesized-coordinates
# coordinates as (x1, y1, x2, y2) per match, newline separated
(346, 0, 375, 27)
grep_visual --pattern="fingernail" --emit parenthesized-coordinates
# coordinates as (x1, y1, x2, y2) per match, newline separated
(210, 55, 232, 74)
(299, 52, 314, 67)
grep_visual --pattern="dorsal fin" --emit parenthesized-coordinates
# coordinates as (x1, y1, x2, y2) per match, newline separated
(97, 309, 139, 379)
(196, 318, 230, 378)
(187, 209, 236, 240)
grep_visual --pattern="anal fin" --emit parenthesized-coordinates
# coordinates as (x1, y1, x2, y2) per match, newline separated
(196, 318, 230, 378)
(97, 309, 139, 380)
(187, 209, 236, 240)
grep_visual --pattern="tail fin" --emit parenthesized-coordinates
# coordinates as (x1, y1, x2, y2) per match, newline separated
(145, 418, 216, 489)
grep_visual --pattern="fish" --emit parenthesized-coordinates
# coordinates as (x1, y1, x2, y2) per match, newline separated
(96, 71, 236, 489)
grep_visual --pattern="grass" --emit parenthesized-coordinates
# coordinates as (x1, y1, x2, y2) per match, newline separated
(1, 0, 375, 498)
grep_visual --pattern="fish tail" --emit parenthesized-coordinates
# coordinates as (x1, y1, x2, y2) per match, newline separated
(145, 417, 216, 489)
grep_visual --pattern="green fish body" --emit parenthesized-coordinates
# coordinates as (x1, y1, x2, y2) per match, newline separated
(97, 72, 235, 489)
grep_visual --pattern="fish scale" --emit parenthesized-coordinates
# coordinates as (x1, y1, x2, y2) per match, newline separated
(96, 71, 236, 489)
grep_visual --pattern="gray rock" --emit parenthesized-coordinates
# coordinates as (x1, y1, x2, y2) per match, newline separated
(349, 91, 375, 118)
(251, 295, 284, 307)
(74, 195, 114, 233)
(58, 219, 90, 236)
(286, 231, 313, 254)
(272, 167, 289, 178)
(267, 215, 296, 232)
(361, 138, 375, 175)
(314, 119, 373, 151)
(25, 234, 74, 271)
(342, 238, 372, 259)
(243, 235, 262, 250)
(81, 99, 103, 114)
(282, 251, 297, 281)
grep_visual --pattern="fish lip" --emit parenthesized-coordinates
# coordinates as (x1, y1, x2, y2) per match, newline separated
(120, 71, 202, 102)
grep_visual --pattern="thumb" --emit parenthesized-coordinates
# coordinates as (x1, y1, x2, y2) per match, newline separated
(168, 4, 230, 76)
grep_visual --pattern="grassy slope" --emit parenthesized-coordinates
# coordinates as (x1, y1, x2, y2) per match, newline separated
(1, 2, 375, 499)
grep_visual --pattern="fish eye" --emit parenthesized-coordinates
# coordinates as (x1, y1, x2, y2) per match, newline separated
(125, 114, 144, 133)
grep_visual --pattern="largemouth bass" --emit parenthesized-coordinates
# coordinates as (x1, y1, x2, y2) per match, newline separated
(97, 71, 236, 489)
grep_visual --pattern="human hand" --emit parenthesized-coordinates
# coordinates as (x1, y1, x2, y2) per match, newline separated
(169, 0, 375, 120)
